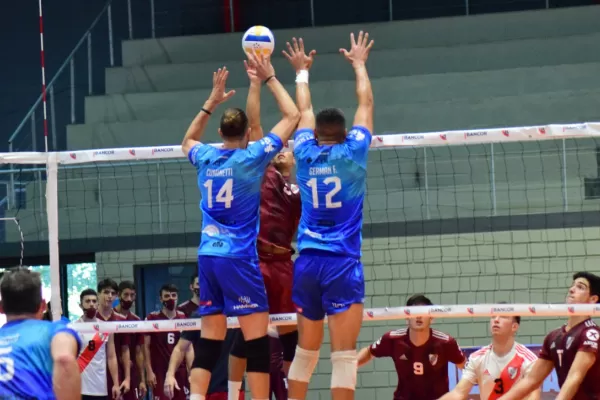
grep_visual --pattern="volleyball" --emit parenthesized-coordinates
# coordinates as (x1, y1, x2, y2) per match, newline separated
(242, 25, 275, 57)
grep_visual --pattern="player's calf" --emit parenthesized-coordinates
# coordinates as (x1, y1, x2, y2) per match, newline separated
(278, 327, 298, 375)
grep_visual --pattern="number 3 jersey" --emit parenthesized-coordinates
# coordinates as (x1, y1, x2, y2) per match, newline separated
(294, 126, 371, 258)
(461, 341, 537, 400)
(0, 319, 81, 399)
(188, 134, 284, 258)
(369, 328, 465, 400)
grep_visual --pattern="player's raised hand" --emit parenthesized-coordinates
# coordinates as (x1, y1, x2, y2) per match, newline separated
(340, 31, 374, 66)
(282, 37, 316, 72)
(208, 67, 236, 105)
(246, 52, 276, 82)
(244, 58, 261, 85)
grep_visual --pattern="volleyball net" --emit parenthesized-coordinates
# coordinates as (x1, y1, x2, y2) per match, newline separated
(1, 121, 600, 333)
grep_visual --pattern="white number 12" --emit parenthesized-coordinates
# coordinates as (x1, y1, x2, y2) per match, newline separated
(307, 177, 342, 209)
(204, 178, 234, 209)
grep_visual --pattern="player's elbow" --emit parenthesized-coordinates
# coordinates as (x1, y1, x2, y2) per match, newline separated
(53, 352, 77, 368)
(285, 109, 301, 125)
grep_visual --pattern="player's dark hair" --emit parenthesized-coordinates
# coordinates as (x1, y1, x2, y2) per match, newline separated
(118, 280, 136, 293)
(190, 273, 198, 284)
(80, 288, 98, 303)
(220, 108, 249, 139)
(315, 108, 346, 142)
(497, 301, 520, 324)
(97, 278, 118, 293)
(406, 294, 433, 307)
(573, 271, 600, 302)
(0, 268, 43, 316)
(159, 283, 178, 296)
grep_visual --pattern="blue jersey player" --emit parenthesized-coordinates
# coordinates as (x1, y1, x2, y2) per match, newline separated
(286, 31, 375, 400)
(181, 57, 300, 400)
(0, 268, 81, 400)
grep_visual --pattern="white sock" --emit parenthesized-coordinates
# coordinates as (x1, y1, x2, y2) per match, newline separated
(228, 381, 242, 400)
(190, 395, 205, 400)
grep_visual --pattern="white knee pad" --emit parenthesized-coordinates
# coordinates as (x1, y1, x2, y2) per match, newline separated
(288, 346, 320, 383)
(330, 350, 358, 390)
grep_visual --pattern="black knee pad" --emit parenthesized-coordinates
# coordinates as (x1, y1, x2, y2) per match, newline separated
(192, 337, 223, 372)
(245, 335, 270, 373)
(279, 330, 298, 362)
(229, 330, 247, 359)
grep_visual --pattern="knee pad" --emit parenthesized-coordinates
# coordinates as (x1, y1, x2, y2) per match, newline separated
(192, 337, 223, 372)
(279, 331, 299, 362)
(245, 335, 270, 373)
(288, 347, 319, 383)
(229, 330, 247, 359)
(330, 350, 358, 390)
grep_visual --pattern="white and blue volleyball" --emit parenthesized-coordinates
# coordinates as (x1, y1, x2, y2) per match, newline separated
(242, 25, 275, 57)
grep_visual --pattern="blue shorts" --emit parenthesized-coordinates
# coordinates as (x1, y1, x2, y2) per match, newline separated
(197, 256, 269, 317)
(292, 250, 365, 321)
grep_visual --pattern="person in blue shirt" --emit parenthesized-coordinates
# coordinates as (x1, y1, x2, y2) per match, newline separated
(0, 268, 82, 400)
(181, 55, 300, 400)
(285, 32, 375, 400)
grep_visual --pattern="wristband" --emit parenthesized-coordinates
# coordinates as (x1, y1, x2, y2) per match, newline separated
(201, 107, 212, 115)
(265, 75, 276, 84)
(295, 70, 309, 84)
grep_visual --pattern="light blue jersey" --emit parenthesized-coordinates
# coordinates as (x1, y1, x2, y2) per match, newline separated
(0, 319, 81, 399)
(294, 126, 371, 258)
(188, 133, 284, 258)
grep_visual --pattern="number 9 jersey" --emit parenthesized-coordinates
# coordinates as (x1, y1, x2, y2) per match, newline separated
(188, 133, 284, 258)
(294, 126, 371, 258)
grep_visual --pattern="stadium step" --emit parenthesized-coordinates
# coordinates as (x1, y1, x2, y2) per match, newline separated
(69, 88, 600, 150)
(105, 33, 600, 94)
(120, 5, 600, 67)
(87, 62, 600, 124)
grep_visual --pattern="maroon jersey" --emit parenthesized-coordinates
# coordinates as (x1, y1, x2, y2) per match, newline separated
(369, 328, 465, 400)
(177, 299, 199, 317)
(539, 319, 600, 399)
(145, 310, 187, 375)
(257, 165, 301, 253)
(114, 309, 145, 400)
(97, 310, 130, 393)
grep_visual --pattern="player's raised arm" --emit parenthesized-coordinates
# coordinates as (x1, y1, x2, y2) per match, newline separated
(245, 58, 264, 141)
(51, 331, 81, 400)
(247, 52, 300, 144)
(283, 37, 316, 131)
(498, 358, 554, 400)
(554, 351, 596, 400)
(340, 31, 374, 133)
(182, 67, 236, 156)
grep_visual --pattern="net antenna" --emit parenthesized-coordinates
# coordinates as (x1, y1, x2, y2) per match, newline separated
(0, 218, 24, 268)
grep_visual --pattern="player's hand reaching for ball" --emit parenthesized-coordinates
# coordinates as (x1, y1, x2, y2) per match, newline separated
(283, 37, 316, 73)
(340, 31, 374, 67)
(207, 67, 236, 106)
(246, 52, 276, 82)
(244, 58, 261, 85)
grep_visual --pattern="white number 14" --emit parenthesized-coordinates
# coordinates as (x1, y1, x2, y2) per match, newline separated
(307, 177, 342, 209)
(204, 178, 234, 209)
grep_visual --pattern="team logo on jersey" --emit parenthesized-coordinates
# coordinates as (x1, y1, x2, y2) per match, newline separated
(202, 225, 220, 237)
(399, 354, 408, 361)
(348, 129, 365, 141)
(508, 367, 519, 380)
(429, 354, 438, 366)
(586, 330, 600, 341)
(260, 137, 275, 153)
(566, 337, 574, 350)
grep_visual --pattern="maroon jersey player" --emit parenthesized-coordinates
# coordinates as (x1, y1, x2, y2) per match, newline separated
(145, 283, 189, 400)
(177, 273, 200, 317)
(499, 271, 600, 400)
(358, 294, 466, 400)
(115, 280, 148, 400)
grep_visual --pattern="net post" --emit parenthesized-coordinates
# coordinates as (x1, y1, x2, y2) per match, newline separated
(46, 152, 62, 322)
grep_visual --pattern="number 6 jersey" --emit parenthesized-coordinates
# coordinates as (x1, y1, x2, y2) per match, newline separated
(461, 341, 537, 400)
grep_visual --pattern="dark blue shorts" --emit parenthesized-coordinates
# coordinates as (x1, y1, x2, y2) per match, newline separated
(292, 250, 365, 321)
(197, 256, 269, 317)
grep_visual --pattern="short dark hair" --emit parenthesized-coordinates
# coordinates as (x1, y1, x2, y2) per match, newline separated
(220, 108, 248, 139)
(80, 288, 98, 303)
(0, 268, 43, 315)
(97, 278, 118, 293)
(159, 283, 178, 296)
(315, 108, 346, 140)
(406, 294, 433, 307)
(497, 301, 520, 324)
(118, 280, 136, 293)
(573, 272, 600, 302)
(190, 273, 198, 284)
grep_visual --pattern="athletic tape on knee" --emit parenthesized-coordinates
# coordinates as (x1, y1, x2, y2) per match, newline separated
(245, 335, 270, 373)
(192, 337, 223, 372)
(279, 331, 299, 362)
(288, 346, 319, 383)
(330, 350, 358, 390)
